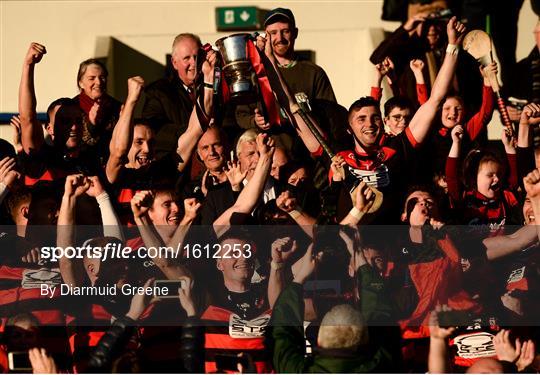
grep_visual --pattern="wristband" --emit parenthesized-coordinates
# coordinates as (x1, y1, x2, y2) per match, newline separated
(350, 206, 364, 220)
(270, 261, 284, 270)
(446, 44, 460, 55)
(288, 209, 302, 219)
(96, 192, 111, 206)
(203, 82, 213, 89)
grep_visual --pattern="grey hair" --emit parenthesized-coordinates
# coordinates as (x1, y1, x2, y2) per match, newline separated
(171, 33, 202, 55)
(317, 304, 368, 349)
(236, 129, 258, 156)
(77, 58, 108, 90)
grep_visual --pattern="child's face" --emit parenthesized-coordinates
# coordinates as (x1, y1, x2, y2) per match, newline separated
(402, 191, 436, 225)
(384, 107, 411, 136)
(441, 97, 464, 129)
(477, 161, 501, 199)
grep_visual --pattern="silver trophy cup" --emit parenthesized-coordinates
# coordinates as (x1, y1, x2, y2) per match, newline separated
(216, 33, 257, 103)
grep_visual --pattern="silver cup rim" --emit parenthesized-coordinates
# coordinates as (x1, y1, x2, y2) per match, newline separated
(215, 33, 252, 45)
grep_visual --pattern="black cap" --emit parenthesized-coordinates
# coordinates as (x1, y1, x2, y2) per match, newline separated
(264, 8, 295, 27)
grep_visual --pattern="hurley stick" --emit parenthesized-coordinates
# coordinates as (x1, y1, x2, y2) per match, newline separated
(463, 30, 514, 138)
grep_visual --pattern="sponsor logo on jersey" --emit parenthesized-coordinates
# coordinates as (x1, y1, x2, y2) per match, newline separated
(454, 332, 495, 359)
(348, 164, 390, 188)
(22, 268, 61, 289)
(507, 266, 526, 284)
(229, 313, 271, 338)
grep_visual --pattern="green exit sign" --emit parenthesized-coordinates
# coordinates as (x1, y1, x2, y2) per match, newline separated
(216, 6, 266, 31)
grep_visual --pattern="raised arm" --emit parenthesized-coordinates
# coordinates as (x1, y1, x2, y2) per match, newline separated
(166, 197, 201, 250)
(517, 104, 540, 182)
(176, 51, 216, 172)
(87, 278, 155, 371)
(276, 191, 315, 238)
(268, 237, 299, 308)
(19, 43, 46, 155)
(408, 17, 466, 144)
(501, 130, 518, 190)
(85, 176, 125, 242)
(464, 63, 496, 141)
(517, 103, 540, 149)
(370, 12, 428, 64)
(213, 134, 274, 226)
(370, 62, 385, 102)
(257, 35, 324, 154)
(130, 191, 189, 280)
(57, 174, 91, 286)
(482, 224, 538, 260)
(428, 307, 455, 374)
(106, 76, 145, 184)
(410, 59, 428, 105)
(370, 57, 395, 102)
(446, 125, 463, 203)
(272, 245, 319, 373)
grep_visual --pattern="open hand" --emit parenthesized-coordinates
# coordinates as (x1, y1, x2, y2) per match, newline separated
(493, 329, 521, 363)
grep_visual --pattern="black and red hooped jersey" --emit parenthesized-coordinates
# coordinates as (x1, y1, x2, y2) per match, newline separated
(0, 264, 65, 325)
(201, 305, 272, 373)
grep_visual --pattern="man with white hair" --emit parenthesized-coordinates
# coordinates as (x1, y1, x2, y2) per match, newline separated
(236, 129, 279, 203)
(143, 33, 210, 160)
(200, 129, 281, 224)
(317, 304, 368, 350)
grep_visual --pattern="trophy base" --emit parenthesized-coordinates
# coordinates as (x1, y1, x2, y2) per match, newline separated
(229, 81, 257, 104)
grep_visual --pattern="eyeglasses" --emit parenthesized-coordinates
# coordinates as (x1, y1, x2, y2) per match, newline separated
(390, 114, 411, 123)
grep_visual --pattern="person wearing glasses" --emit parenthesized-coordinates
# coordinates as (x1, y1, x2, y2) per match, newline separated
(383, 97, 415, 136)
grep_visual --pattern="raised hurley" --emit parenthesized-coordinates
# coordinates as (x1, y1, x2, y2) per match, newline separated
(463, 30, 514, 138)
(293, 92, 383, 213)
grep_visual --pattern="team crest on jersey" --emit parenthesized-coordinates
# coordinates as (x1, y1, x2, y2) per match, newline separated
(229, 313, 271, 338)
(453, 332, 495, 359)
(143, 260, 155, 268)
(22, 268, 61, 289)
(347, 164, 390, 188)
(507, 266, 525, 284)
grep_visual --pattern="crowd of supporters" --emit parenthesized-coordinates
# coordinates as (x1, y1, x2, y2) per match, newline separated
(0, 5, 539, 374)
